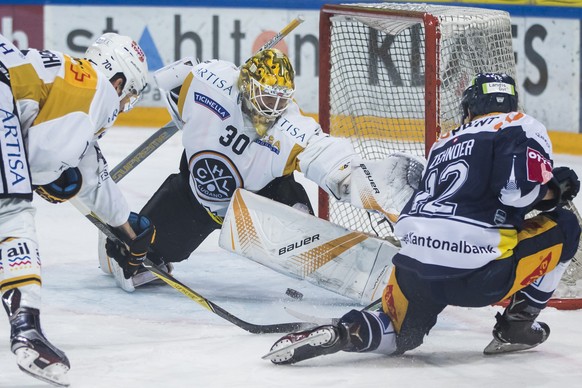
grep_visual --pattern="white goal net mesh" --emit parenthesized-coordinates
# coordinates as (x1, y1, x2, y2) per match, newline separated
(320, 2, 582, 307)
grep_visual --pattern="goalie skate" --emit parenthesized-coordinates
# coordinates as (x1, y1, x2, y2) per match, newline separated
(132, 262, 174, 288)
(108, 252, 174, 292)
(263, 325, 347, 364)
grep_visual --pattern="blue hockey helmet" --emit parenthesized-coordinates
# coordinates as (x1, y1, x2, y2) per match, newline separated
(461, 73, 518, 123)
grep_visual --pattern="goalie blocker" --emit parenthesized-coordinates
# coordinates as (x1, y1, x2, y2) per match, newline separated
(219, 189, 399, 305)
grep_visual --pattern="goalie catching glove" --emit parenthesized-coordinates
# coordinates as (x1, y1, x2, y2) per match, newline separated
(105, 212, 156, 279)
(35, 167, 82, 203)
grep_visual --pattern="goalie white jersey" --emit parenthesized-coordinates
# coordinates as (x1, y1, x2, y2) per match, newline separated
(176, 59, 355, 218)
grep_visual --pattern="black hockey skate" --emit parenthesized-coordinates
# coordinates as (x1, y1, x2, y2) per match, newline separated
(263, 324, 349, 364)
(10, 307, 71, 387)
(484, 295, 550, 355)
(3, 289, 69, 387)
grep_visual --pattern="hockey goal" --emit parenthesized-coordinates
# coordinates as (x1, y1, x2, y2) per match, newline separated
(318, 2, 582, 309)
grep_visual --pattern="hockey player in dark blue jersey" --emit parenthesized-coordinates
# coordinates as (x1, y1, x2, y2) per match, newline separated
(264, 73, 582, 363)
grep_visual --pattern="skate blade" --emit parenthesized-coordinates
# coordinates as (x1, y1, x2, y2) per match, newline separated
(483, 337, 540, 355)
(262, 329, 333, 363)
(16, 348, 70, 387)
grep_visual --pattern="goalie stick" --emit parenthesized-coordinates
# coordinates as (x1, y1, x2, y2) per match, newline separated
(110, 121, 179, 182)
(71, 198, 316, 334)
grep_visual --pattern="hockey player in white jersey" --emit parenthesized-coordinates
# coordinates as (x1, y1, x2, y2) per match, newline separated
(105, 49, 422, 287)
(0, 33, 155, 386)
(264, 73, 582, 364)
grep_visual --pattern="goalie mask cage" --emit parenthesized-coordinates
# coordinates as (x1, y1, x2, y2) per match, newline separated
(318, 2, 582, 309)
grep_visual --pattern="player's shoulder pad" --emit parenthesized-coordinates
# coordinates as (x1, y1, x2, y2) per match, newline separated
(495, 112, 551, 151)
(21, 48, 66, 75)
(192, 59, 239, 99)
(493, 112, 543, 131)
(187, 60, 240, 122)
(269, 102, 321, 147)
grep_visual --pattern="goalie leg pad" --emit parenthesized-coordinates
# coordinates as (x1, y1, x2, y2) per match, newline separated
(220, 189, 398, 304)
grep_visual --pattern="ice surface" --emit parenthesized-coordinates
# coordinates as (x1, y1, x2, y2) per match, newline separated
(1, 126, 582, 387)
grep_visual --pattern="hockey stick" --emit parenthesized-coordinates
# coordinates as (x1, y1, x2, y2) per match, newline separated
(142, 262, 316, 334)
(254, 15, 305, 54)
(284, 297, 383, 326)
(110, 121, 179, 183)
(94, 122, 179, 277)
(71, 198, 315, 333)
(96, 15, 306, 270)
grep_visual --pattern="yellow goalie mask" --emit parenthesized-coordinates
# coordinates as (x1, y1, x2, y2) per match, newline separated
(239, 49, 295, 135)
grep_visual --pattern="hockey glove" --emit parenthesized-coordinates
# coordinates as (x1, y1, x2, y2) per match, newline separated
(35, 167, 82, 203)
(106, 212, 156, 279)
(552, 166, 580, 204)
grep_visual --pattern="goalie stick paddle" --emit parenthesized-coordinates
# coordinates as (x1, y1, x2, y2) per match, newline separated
(72, 198, 316, 334)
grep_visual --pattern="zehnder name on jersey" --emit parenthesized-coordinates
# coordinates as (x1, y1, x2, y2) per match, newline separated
(429, 139, 475, 169)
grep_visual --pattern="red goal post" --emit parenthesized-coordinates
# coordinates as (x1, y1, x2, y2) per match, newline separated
(318, 2, 582, 309)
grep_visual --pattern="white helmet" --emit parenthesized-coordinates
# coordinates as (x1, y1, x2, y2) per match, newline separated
(85, 33, 148, 112)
